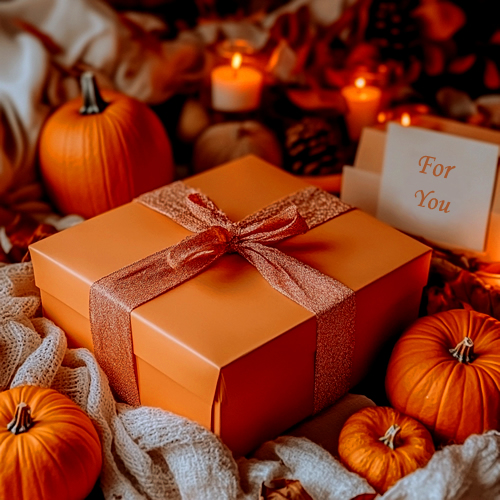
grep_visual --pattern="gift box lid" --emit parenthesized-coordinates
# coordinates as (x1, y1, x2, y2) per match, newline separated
(30, 156, 430, 404)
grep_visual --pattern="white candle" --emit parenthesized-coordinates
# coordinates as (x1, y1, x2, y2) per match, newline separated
(341, 78, 382, 140)
(211, 53, 263, 112)
(401, 112, 411, 127)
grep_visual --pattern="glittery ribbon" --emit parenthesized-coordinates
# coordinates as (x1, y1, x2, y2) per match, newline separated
(89, 181, 356, 412)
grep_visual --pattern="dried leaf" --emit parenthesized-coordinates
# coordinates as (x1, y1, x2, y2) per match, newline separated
(286, 89, 346, 113)
(491, 30, 500, 44)
(479, 262, 500, 274)
(345, 43, 379, 68)
(260, 479, 313, 500)
(426, 254, 500, 321)
(1, 214, 57, 264)
(267, 40, 299, 83)
(485, 59, 500, 90)
(350, 495, 378, 500)
(423, 43, 445, 76)
(412, 1, 466, 42)
(448, 54, 476, 74)
(269, 6, 311, 50)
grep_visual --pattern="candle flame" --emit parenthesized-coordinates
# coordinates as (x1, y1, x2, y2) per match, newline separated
(377, 112, 387, 123)
(231, 53, 243, 71)
(401, 112, 411, 127)
(354, 77, 366, 89)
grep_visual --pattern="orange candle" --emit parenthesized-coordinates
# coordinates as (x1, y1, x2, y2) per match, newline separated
(211, 53, 263, 112)
(341, 77, 382, 140)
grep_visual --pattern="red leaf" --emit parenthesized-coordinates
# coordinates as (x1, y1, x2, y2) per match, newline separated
(412, 1, 466, 41)
(491, 30, 500, 44)
(485, 59, 500, 89)
(423, 43, 445, 76)
(448, 54, 476, 74)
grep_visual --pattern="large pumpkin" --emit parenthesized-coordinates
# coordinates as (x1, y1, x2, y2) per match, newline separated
(39, 72, 174, 219)
(338, 406, 434, 494)
(0, 386, 102, 500)
(386, 309, 500, 444)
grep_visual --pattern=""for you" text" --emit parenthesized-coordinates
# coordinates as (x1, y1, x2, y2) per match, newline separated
(414, 156, 453, 213)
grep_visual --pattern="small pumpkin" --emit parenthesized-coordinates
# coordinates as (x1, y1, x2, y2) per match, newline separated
(386, 309, 500, 444)
(39, 72, 174, 219)
(192, 121, 283, 173)
(338, 406, 434, 494)
(0, 386, 102, 500)
(176, 98, 211, 143)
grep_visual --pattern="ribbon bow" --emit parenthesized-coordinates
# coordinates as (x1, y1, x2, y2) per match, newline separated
(89, 182, 355, 412)
(166, 191, 309, 269)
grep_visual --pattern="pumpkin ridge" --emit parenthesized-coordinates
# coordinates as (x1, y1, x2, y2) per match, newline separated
(103, 109, 135, 201)
(433, 359, 465, 436)
(23, 441, 45, 500)
(31, 430, 79, 497)
(472, 363, 500, 433)
(476, 362, 500, 392)
(94, 116, 115, 211)
(16, 433, 47, 500)
(406, 359, 452, 418)
(387, 355, 427, 410)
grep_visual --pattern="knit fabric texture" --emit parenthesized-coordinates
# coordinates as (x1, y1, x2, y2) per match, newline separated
(1, 261, 500, 499)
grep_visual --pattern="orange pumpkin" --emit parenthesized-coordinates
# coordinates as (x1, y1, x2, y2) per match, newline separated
(0, 386, 102, 500)
(39, 72, 174, 219)
(386, 309, 500, 444)
(338, 406, 434, 494)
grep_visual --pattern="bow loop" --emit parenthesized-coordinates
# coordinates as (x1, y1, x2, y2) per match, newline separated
(170, 195, 309, 266)
(167, 226, 232, 269)
(237, 204, 309, 246)
(186, 191, 233, 229)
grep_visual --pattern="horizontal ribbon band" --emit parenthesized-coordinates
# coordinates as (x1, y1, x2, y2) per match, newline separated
(89, 181, 355, 413)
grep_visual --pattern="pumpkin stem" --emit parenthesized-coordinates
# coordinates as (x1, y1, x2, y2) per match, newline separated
(7, 402, 34, 435)
(449, 337, 475, 363)
(80, 72, 108, 115)
(379, 424, 401, 450)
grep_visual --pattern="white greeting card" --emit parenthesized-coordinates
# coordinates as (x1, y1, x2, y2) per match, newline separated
(376, 123, 499, 251)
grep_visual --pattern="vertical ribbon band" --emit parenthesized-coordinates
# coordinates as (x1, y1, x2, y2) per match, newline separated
(89, 182, 355, 413)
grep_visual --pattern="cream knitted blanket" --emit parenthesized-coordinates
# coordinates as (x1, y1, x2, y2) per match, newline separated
(1, 261, 500, 500)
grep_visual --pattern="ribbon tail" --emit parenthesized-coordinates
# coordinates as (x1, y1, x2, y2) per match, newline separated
(89, 244, 222, 406)
(238, 243, 356, 412)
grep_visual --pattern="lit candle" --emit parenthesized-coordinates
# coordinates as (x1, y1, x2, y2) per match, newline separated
(211, 53, 263, 112)
(401, 112, 411, 127)
(341, 77, 382, 140)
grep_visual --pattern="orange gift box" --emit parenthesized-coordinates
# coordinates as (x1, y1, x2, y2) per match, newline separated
(30, 156, 431, 456)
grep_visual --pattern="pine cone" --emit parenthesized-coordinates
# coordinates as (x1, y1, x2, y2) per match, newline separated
(365, 0, 420, 62)
(284, 118, 341, 176)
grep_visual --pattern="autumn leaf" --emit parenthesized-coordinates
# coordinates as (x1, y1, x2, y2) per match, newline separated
(448, 54, 476, 74)
(260, 479, 313, 500)
(286, 89, 346, 113)
(484, 59, 500, 89)
(423, 43, 445, 75)
(412, 1, 466, 42)
(491, 30, 500, 44)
